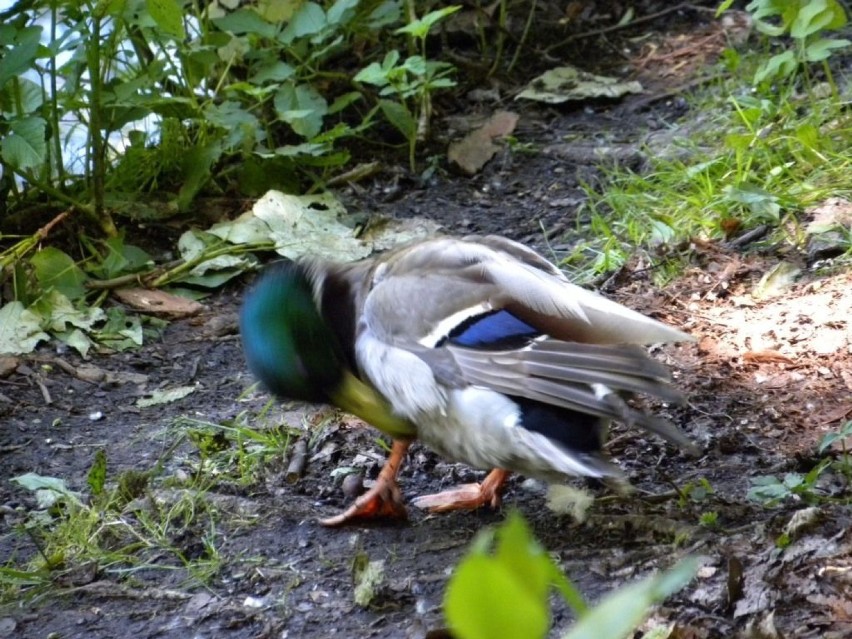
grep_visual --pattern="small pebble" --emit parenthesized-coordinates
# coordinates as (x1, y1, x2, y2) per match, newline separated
(342, 473, 364, 499)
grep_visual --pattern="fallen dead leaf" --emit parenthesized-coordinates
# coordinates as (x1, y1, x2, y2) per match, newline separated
(0, 356, 19, 377)
(448, 111, 519, 175)
(114, 288, 204, 319)
(743, 350, 796, 364)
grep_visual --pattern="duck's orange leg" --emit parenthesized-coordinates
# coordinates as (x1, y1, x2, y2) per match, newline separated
(410, 468, 510, 513)
(320, 440, 410, 527)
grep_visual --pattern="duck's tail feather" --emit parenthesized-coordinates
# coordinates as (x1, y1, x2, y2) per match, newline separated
(449, 339, 696, 453)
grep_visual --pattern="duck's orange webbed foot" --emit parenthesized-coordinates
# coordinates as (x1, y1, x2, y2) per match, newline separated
(410, 468, 510, 513)
(320, 440, 410, 527)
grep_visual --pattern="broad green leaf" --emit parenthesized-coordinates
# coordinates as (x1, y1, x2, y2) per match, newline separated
(724, 183, 781, 220)
(494, 512, 551, 604)
(327, 0, 359, 26)
(378, 99, 416, 140)
(0, 77, 43, 115)
(1, 116, 47, 170)
(34, 289, 105, 333)
(95, 307, 143, 351)
(0, 26, 41, 88)
(99, 237, 153, 279)
(367, 0, 401, 29)
(146, 0, 185, 39)
(281, 2, 326, 42)
(0, 302, 49, 355)
(354, 61, 392, 87)
(563, 559, 698, 639)
(31, 247, 87, 300)
(87, 450, 107, 496)
(214, 9, 278, 38)
(754, 50, 797, 83)
(804, 37, 851, 62)
(250, 60, 296, 84)
(274, 83, 327, 139)
(446, 555, 549, 639)
(790, 0, 838, 39)
(11, 472, 82, 505)
(57, 328, 94, 358)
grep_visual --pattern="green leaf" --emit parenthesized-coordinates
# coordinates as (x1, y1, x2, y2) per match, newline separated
(31, 247, 88, 300)
(34, 289, 105, 333)
(563, 559, 698, 639)
(446, 555, 549, 639)
(281, 2, 326, 42)
(0, 302, 50, 355)
(367, 0, 402, 29)
(494, 512, 551, 604)
(98, 237, 153, 279)
(395, 5, 461, 40)
(214, 9, 278, 38)
(250, 60, 296, 84)
(355, 61, 394, 87)
(95, 307, 143, 351)
(716, 0, 736, 17)
(177, 140, 223, 211)
(724, 183, 781, 220)
(0, 77, 43, 115)
(274, 83, 328, 139)
(0, 26, 41, 88)
(87, 450, 107, 496)
(11, 472, 82, 505)
(804, 37, 851, 62)
(790, 0, 838, 39)
(378, 99, 416, 140)
(328, 91, 363, 114)
(1, 116, 47, 170)
(327, 0, 359, 26)
(818, 421, 852, 454)
(146, 0, 185, 39)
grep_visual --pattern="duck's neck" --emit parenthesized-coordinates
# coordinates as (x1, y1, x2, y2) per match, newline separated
(309, 261, 370, 373)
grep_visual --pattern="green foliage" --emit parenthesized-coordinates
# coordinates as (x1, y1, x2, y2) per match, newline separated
(445, 511, 585, 639)
(0, 0, 459, 235)
(570, 40, 851, 284)
(742, 0, 850, 85)
(444, 512, 698, 639)
(355, 6, 459, 169)
(3, 443, 226, 598)
(748, 421, 852, 507)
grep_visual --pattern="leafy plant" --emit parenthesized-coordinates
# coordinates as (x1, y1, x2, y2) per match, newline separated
(444, 511, 698, 639)
(718, 0, 851, 87)
(749, 421, 852, 507)
(4, 447, 224, 597)
(355, 5, 459, 169)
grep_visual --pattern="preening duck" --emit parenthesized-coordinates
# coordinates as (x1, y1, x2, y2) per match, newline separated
(240, 235, 696, 526)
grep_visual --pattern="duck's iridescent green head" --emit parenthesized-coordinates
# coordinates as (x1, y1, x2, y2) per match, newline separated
(240, 262, 344, 402)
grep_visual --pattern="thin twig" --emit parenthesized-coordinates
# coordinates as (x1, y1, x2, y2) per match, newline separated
(545, 3, 714, 55)
(285, 439, 309, 484)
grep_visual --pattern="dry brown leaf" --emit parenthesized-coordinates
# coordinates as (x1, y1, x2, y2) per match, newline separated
(742, 350, 796, 364)
(448, 111, 519, 175)
(113, 288, 204, 319)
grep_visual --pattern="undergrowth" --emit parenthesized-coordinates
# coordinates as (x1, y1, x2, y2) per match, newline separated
(565, 0, 851, 283)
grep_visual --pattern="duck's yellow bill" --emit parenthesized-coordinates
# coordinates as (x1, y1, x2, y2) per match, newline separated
(330, 370, 417, 439)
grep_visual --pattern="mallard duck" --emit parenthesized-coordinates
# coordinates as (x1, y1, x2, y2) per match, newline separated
(240, 235, 695, 526)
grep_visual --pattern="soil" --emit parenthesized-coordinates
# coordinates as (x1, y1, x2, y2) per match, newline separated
(2, 4, 852, 639)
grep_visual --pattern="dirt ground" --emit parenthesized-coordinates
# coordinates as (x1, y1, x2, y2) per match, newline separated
(3, 4, 852, 638)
